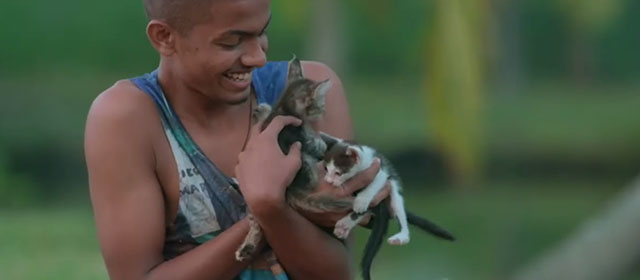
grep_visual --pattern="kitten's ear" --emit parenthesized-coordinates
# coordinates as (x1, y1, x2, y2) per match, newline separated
(345, 147, 360, 162)
(319, 132, 340, 150)
(287, 55, 304, 82)
(314, 79, 332, 99)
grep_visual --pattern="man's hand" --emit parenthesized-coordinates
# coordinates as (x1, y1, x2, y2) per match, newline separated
(235, 116, 303, 215)
(297, 159, 392, 228)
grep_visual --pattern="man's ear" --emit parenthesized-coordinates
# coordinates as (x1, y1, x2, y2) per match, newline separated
(147, 20, 177, 56)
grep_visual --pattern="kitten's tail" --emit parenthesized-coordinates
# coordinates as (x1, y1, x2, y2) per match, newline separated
(407, 211, 456, 241)
(361, 203, 390, 280)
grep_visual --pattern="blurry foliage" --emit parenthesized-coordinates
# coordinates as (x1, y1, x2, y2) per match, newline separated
(557, 0, 624, 33)
(2, 0, 639, 79)
(520, 0, 640, 81)
(0, 150, 39, 208)
(0, 1, 155, 76)
(0, 0, 639, 202)
(1, 1, 639, 278)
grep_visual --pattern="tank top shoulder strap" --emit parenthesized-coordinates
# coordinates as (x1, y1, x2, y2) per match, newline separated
(252, 61, 289, 105)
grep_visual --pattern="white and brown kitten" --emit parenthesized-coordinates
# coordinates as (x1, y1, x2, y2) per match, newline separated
(322, 135, 455, 280)
(323, 137, 410, 244)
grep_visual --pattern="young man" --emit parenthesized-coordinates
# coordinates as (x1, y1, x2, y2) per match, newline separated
(85, 0, 388, 279)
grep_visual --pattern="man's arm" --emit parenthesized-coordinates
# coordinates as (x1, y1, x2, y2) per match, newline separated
(305, 61, 355, 140)
(85, 83, 259, 280)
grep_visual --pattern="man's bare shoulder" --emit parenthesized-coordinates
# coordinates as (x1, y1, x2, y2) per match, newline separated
(300, 61, 339, 82)
(300, 61, 354, 139)
(85, 79, 160, 165)
(87, 79, 157, 126)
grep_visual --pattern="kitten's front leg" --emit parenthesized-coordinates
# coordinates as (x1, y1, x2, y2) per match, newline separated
(353, 171, 389, 213)
(235, 213, 263, 262)
(302, 127, 327, 158)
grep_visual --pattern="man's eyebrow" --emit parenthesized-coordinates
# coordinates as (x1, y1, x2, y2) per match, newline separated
(223, 15, 272, 37)
(260, 15, 272, 34)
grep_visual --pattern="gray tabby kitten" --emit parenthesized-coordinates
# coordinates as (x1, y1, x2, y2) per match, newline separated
(235, 57, 352, 261)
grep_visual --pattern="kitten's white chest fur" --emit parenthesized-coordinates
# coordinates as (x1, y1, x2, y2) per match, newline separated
(325, 143, 410, 245)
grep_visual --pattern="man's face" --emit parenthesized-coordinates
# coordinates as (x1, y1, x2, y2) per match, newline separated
(172, 0, 271, 104)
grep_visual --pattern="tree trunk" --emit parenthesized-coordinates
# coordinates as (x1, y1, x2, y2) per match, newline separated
(423, 0, 486, 187)
(306, 0, 345, 74)
(491, 0, 525, 94)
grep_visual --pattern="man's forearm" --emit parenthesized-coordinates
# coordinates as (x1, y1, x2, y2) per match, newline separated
(145, 218, 259, 280)
(256, 205, 353, 280)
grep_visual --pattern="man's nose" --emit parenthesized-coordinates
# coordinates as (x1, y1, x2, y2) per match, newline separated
(241, 39, 267, 68)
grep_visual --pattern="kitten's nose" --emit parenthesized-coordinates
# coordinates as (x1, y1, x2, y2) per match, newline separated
(324, 175, 333, 184)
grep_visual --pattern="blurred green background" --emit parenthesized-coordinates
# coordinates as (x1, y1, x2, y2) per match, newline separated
(2, 0, 640, 279)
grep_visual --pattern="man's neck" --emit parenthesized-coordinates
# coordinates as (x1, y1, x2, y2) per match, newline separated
(156, 64, 252, 131)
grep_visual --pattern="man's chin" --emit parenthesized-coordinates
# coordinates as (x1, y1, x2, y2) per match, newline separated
(223, 88, 252, 105)
(226, 95, 250, 105)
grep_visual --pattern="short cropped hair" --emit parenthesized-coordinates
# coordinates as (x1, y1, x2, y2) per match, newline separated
(143, 0, 215, 34)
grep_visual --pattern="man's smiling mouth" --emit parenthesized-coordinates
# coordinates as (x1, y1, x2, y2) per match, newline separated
(224, 71, 251, 82)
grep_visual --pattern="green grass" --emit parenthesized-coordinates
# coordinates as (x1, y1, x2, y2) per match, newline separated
(352, 179, 620, 280)
(0, 179, 624, 280)
(0, 207, 107, 280)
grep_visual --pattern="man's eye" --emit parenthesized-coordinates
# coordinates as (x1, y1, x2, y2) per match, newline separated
(220, 41, 241, 48)
(218, 37, 242, 48)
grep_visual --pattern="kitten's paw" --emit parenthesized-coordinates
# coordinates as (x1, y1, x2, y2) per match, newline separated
(235, 244, 256, 262)
(256, 103, 271, 113)
(387, 233, 410, 245)
(252, 104, 272, 123)
(353, 196, 371, 213)
(334, 219, 354, 239)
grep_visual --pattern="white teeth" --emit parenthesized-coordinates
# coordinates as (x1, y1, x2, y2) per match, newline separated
(226, 72, 250, 82)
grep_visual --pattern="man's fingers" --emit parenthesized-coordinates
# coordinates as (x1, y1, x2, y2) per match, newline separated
(251, 118, 265, 135)
(263, 116, 302, 136)
(342, 158, 381, 195)
(287, 141, 302, 159)
(358, 214, 373, 226)
(369, 183, 391, 207)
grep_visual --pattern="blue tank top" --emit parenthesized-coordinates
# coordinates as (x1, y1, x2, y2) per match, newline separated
(131, 61, 289, 280)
